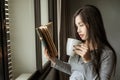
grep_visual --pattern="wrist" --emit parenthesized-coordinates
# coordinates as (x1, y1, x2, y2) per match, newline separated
(50, 58, 56, 67)
(50, 58, 56, 63)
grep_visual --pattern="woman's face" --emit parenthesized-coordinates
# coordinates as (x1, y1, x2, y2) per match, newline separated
(75, 15, 88, 41)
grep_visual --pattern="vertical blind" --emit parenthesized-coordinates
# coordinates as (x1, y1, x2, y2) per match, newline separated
(5, 0, 13, 79)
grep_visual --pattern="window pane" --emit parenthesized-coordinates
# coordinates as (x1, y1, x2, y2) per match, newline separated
(41, 40, 48, 66)
(40, 0, 49, 66)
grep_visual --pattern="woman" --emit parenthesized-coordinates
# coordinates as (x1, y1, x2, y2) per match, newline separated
(44, 5, 116, 80)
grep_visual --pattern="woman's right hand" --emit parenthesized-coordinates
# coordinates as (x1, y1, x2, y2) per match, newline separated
(44, 48, 56, 63)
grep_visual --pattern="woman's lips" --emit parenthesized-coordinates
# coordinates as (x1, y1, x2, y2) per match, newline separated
(79, 34, 84, 38)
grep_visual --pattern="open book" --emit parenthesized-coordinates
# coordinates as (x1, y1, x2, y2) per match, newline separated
(36, 22, 58, 58)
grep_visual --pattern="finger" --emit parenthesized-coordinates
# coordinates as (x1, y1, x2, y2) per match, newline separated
(79, 43, 88, 47)
(44, 48, 48, 55)
(74, 45, 86, 51)
(44, 48, 51, 59)
(74, 46, 88, 55)
(73, 49, 83, 57)
(74, 46, 86, 54)
(74, 45, 81, 50)
(78, 44, 90, 52)
(80, 45, 88, 50)
(73, 49, 82, 54)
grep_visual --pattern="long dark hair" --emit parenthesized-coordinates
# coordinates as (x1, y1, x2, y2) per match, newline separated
(73, 5, 116, 74)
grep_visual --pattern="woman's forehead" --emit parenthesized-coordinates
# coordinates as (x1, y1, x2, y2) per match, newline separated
(75, 15, 84, 24)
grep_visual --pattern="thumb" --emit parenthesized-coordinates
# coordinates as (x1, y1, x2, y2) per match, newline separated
(44, 48, 51, 59)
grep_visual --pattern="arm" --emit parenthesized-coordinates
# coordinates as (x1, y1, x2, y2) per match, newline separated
(99, 49, 115, 80)
(51, 58, 71, 75)
(44, 48, 71, 75)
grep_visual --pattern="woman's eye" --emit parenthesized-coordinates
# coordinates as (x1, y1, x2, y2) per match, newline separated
(80, 24, 84, 27)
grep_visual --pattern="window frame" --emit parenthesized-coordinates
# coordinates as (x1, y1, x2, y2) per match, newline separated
(29, 0, 58, 79)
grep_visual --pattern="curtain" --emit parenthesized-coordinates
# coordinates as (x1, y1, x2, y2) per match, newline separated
(58, 0, 70, 80)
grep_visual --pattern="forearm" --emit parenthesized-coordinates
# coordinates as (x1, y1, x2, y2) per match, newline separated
(51, 58, 71, 75)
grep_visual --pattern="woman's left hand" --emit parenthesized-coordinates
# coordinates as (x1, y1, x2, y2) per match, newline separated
(73, 43, 91, 63)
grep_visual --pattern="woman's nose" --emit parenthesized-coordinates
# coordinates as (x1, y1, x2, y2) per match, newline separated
(77, 28, 81, 33)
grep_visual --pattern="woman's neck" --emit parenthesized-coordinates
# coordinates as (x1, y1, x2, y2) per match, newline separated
(85, 40, 98, 51)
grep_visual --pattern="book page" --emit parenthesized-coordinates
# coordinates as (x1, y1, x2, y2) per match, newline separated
(36, 22, 57, 58)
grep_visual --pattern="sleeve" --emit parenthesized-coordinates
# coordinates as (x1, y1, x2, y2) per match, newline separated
(51, 58, 72, 75)
(99, 49, 115, 80)
(84, 49, 115, 80)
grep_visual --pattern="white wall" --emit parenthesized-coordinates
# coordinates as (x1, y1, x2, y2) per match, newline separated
(69, 0, 120, 79)
(8, 0, 36, 79)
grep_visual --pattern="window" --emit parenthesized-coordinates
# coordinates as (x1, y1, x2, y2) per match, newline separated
(34, 0, 57, 71)
(40, 0, 49, 66)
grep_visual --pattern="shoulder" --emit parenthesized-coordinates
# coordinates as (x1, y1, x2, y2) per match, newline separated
(100, 46, 115, 61)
